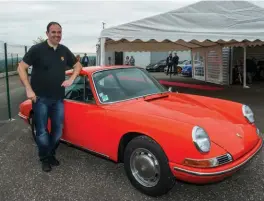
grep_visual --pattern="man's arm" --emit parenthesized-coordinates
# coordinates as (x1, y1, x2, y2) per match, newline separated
(17, 61, 36, 101)
(61, 61, 82, 87)
(17, 61, 30, 89)
(61, 48, 83, 87)
(68, 61, 83, 81)
(17, 45, 37, 102)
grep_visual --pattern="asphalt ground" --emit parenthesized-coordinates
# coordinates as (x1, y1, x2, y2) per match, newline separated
(0, 74, 263, 201)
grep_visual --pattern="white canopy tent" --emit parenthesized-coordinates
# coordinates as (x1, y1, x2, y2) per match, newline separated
(99, 0, 264, 87)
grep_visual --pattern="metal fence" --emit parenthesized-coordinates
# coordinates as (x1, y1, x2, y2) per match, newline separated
(0, 41, 29, 123)
(0, 42, 27, 73)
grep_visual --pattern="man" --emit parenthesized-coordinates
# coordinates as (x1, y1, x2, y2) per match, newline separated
(129, 56, 135, 66)
(81, 53, 89, 67)
(166, 53, 173, 75)
(173, 52, 179, 75)
(17, 22, 82, 172)
(246, 58, 257, 84)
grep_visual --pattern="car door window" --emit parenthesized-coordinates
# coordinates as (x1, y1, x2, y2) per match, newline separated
(84, 78, 96, 104)
(64, 75, 85, 101)
(64, 75, 95, 104)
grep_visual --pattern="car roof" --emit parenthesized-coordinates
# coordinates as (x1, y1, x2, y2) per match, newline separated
(65, 65, 139, 76)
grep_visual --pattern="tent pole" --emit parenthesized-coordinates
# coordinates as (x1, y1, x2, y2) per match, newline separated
(96, 42, 100, 65)
(100, 37, 106, 65)
(191, 49, 194, 78)
(243, 46, 249, 88)
(229, 47, 233, 85)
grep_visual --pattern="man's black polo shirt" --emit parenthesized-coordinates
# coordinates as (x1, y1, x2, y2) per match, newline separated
(23, 40, 77, 100)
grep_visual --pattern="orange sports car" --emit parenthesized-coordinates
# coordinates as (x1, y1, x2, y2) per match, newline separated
(18, 65, 263, 197)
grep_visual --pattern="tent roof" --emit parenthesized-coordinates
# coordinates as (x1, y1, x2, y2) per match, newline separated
(100, 1, 264, 51)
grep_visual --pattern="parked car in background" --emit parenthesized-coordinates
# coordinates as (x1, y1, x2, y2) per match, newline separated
(181, 63, 192, 76)
(146, 59, 167, 72)
(177, 60, 204, 77)
(164, 60, 190, 74)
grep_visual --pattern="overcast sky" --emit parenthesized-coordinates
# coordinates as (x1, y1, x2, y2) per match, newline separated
(0, 0, 264, 54)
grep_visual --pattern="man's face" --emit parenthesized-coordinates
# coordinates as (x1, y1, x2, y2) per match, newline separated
(46, 24, 62, 45)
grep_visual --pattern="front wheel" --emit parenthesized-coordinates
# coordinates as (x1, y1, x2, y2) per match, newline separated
(124, 136, 175, 197)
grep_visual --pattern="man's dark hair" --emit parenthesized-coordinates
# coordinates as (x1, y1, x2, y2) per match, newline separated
(47, 22, 62, 32)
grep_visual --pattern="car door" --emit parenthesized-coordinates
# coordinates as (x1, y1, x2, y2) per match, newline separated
(62, 75, 107, 155)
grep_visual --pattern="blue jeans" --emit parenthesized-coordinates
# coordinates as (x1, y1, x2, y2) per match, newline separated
(32, 97, 64, 161)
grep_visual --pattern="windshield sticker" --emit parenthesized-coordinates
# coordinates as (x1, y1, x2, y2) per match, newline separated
(99, 93, 104, 97)
(102, 95, 109, 102)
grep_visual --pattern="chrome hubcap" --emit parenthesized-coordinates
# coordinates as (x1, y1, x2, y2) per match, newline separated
(130, 148, 160, 187)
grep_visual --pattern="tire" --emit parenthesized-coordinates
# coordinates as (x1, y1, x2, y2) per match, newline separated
(124, 136, 175, 197)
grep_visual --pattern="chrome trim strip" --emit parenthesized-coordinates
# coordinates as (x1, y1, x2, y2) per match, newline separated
(90, 67, 169, 105)
(173, 139, 263, 176)
(60, 139, 109, 158)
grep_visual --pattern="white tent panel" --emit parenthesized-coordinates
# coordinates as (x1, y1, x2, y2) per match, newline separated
(101, 1, 264, 52)
(99, 0, 264, 87)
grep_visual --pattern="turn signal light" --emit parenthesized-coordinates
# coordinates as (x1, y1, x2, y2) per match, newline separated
(183, 158, 219, 168)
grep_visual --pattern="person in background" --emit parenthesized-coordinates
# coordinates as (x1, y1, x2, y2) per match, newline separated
(173, 52, 179, 75)
(82, 53, 89, 67)
(17, 21, 82, 172)
(246, 58, 257, 84)
(108, 57, 112, 65)
(125, 56, 130, 65)
(166, 53, 173, 75)
(129, 56, 135, 66)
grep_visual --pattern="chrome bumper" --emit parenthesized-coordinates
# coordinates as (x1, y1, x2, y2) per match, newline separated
(174, 139, 263, 176)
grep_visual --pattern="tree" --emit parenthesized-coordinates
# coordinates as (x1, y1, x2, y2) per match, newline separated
(33, 36, 45, 44)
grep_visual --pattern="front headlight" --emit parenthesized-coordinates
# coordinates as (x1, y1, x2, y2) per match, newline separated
(192, 126, 211, 153)
(242, 105, 254, 123)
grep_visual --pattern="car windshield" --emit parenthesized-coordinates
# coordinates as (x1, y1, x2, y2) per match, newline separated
(92, 67, 167, 103)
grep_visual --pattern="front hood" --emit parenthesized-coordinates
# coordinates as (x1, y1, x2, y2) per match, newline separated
(112, 93, 259, 160)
